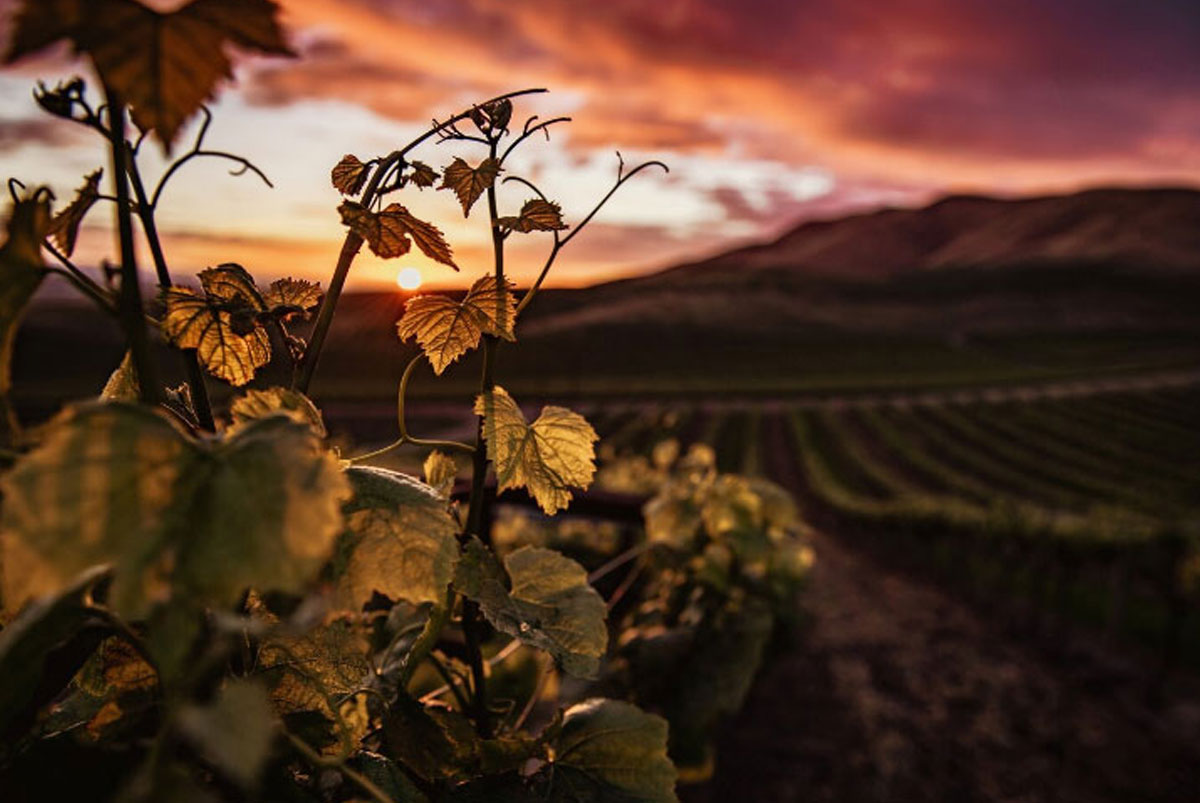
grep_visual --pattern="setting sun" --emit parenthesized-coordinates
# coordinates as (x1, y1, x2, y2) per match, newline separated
(396, 266, 423, 290)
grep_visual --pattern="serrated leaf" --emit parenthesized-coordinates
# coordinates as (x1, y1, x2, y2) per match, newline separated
(261, 277, 322, 316)
(497, 199, 568, 234)
(0, 195, 48, 447)
(255, 614, 371, 751)
(474, 387, 597, 515)
(342, 200, 456, 266)
(177, 680, 275, 789)
(383, 694, 480, 783)
(423, 451, 458, 498)
(331, 154, 369, 195)
(100, 351, 139, 401)
(439, 157, 499, 218)
(389, 205, 457, 269)
(407, 161, 438, 189)
(0, 403, 349, 617)
(331, 467, 459, 610)
(4, 0, 295, 149)
(547, 699, 678, 802)
(199, 262, 264, 307)
(454, 541, 607, 678)
(162, 287, 270, 386)
(230, 387, 325, 438)
(46, 168, 102, 256)
(397, 276, 516, 375)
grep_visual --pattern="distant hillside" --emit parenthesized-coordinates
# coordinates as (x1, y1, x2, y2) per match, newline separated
(520, 187, 1200, 338)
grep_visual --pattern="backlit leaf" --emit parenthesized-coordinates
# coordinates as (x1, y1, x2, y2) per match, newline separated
(46, 168, 102, 256)
(341, 201, 445, 261)
(397, 276, 516, 375)
(439, 157, 500, 218)
(0, 403, 349, 617)
(162, 287, 270, 386)
(474, 387, 597, 515)
(389, 205, 457, 269)
(199, 262, 264, 307)
(547, 699, 678, 802)
(0, 195, 48, 446)
(331, 467, 459, 610)
(497, 199, 568, 234)
(230, 387, 325, 438)
(4, 0, 295, 149)
(454, 540, 607, 678)
(331, 154, 369, 196)
(407, 161, 438, 189)
(423, 451, 458, 498)
(261, 277, 322, 316)
(100, 351, 139, 401)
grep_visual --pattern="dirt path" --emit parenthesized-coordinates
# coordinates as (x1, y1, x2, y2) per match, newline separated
(682, 415, 1200, 803)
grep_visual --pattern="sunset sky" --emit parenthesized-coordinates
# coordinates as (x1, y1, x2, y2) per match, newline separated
(2, 0, 1200, 291)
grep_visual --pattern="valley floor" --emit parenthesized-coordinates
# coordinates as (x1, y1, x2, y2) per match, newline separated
(685, 525, 1200, 803)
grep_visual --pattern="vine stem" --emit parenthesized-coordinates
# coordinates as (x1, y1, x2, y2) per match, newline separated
(104, 87, 160, 405)
(346, 356, 474, 463)
(283, 731, 399, 803)
(294, 88, 548, 394)
(125, 147, 215, 430)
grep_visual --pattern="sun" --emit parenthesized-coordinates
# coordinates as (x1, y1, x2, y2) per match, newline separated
(396, 266, 422, 291)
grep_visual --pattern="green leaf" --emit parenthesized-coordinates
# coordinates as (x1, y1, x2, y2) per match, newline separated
(475, 387, 598, 515)
(383, 693, 479, 783)
(230, 386, 326, 438)
(177, 680, 276, 789)
(547, 699, 678, 802)
(331, 467, 460, 610)
(349, 752, 432, 803)
(100, 351, 140, 401)
(0, 195, 49, 447)
(397, 276, 516, 375)
(4, 0, 295, 149)
(0, 402, 349, 617)
(454, 540, 607, 678)
(46, 168, 102, 256)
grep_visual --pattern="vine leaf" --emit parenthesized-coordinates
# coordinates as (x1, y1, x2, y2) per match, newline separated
(439, 157, 500, 218)
(331, 154, 369, 196)
(261, 277, 323, 317)
(230, 387, 326, 437)
(474, 387, 597, 515)
(177, 680, 276, 789)
(100, 351, 140, 401)
(162, 263, 274, 386)
(407, 161, 438, 189)
(252, 604, 372, 753)
(330, 467, 459, 610)
(46, 168, 102, 256)
(162, 287, 270, 385)
(396, 276, 516, 375)
(423, 451, 458, 498)
(453, 539, 607, 678)
(0, 195, 49, 447)
(546, 699, 678, 802)
(3, 0, 295, 149)
(338, 202, 457, 268)
(0, 403, 349, 618)
(497, 199, 568, 234)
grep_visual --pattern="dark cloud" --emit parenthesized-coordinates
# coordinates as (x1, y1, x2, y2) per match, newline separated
(0, 116, 83, 152)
